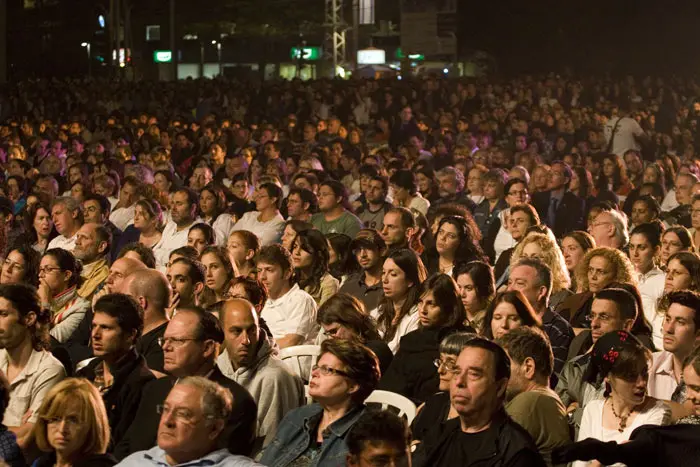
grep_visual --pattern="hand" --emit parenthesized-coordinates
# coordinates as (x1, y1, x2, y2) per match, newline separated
(166, 292, 180, 319)
(37, 279, 51, 305)
(21, 409, 32, 425)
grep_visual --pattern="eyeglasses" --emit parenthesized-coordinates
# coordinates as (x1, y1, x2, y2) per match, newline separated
(433, 358, 459, 374)
(44, 415, 81, 428)
(156, 405, 211, 424)
(312, 364, 350, 377)
(38, 266, 62, 275)
(589, 221, 611, 229)
(587, 312, 614, 323)
(507, 190, 528, 197)
(157, 337, 200, 348)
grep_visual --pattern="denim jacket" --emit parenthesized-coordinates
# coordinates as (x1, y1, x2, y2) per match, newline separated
(259, 403, 365, 467)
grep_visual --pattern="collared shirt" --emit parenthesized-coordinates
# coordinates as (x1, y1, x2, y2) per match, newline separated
(47, 233, 77, 252)
(155, 218, 203, 271)
(261, 284, 318, 342)
(542, 307, 575, 375)
(648, 350, 678, 400)
(117, 447, 264, 467)
(0, 348, 66, 426)
(338, 272, 383, 312)
(638, 267, 666, 349)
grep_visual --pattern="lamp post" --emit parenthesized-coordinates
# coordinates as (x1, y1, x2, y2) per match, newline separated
(81, 42, 92, 77)
(212, 40, 222, 76)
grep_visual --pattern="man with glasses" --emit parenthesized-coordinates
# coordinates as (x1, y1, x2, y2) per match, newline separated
(118, 377, 263, 466)
(532, 160, 585, 238)
(217, 298, 304, 451)
(115, 307, 258, 460)
(339, 229, 387, 312)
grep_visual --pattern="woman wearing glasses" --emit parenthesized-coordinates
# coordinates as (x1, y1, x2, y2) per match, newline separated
(31, 378, 116, 467)
(0, 244, 40, 286)
(38, 248, 90, 344)
(260, 339, 380, 467)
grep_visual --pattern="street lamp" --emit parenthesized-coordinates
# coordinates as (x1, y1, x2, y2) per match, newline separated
(81, 42, 92, 77)
(212, 40, 222, 76)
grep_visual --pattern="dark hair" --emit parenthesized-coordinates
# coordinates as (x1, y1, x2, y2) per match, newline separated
(586, 332, 650, 393)
(256, 244, 293, 274)
(327, 233, 360, 279)
(292, 229, 330, 296)
(169, 246, 200, 262)
(6, 245, 41, 287)
(632, 195, 661, 221)
(284, 220, 313, 238)
(154, 169, 175, 192)
(319, 338, 380, 404)
(503, 178, 528, 198)
(0, 284, 50, 351)
(170, 257, 206, 285)
(43, 248, 83, 289)
(200, 245, 235, 293)
(24, 203, 58, 245)
(287, 187, 319, 214)
(683, 345, 700, 377)
(573, 166, 594, 198)
(594, 287, 639, 322)
(93, 293, 145, 340)
(229, 276, 268, 312)
(0, 370, 9, 423)
(134, 198, 164, 228)
(667, 252, 700, 288)
(481, 290, 542, 339)
(436, 215, 486, 265)
(84, 193, 112, 217)
(259, 182, 284, 210)
(497, 326, 554, 380)
(319, 179, 352, 211)
(180, 306, 224, 344)
(452, 261, 495, 303)
(317, 293, 381, 342)
(667, 290, 700, 331)
(630, 221, 664, 248)
(386, 206, 416, 231)
(596, 154, 628, 192)
(509, 203, 541, 227)
(551, 160, 573, 188)
(377, 249, 428, 342)
(199, 183, 228, 222)
(663, 226, 694, 251)
(346, 410, 410, 458)
(390, 170, 418, 196)
(562, 230, 596, 253)
(174, 187, 200, 211)
(117, 242, 157, 269)
(189, 223, 216, 248)
(462, 337, 511, 382)
(420, 273, 467, 329)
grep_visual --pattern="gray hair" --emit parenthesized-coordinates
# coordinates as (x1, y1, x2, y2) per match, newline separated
(606, 209, 629, 247)
(176, 376, 233, 421)
(510, 165, 530, 185)
(439, 332, 479, 356)
(125, 163, 155, 185)
(52, 196, 84, 224)
(437, 166, 465, 192)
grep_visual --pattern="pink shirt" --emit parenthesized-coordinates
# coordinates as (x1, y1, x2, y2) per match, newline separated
(648, 351, 678, 400)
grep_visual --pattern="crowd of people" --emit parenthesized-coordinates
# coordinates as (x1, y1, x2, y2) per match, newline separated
(0, 73, 697, 466)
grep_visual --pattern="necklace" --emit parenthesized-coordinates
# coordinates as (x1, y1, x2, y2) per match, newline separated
(609, 398, 630, 433)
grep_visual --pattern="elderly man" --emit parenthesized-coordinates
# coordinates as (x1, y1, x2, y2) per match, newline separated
(47, 196, 83, 251)
(117, 377, 263, 467)
(588, 209, 629, 249)
(429, 166, 477, 216)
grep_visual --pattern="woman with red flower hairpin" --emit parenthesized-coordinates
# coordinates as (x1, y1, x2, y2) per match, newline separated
(572, 331, 672, 467)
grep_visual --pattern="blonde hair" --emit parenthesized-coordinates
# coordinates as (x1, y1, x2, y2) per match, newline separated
(574, 247, 637, 293)
(510, 233, 571, 293)
(33, 378, 110, 456)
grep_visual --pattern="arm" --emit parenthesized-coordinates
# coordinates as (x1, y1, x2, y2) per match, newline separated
(277, 334, 305, 349)
(49, 303, 88, 343)
(317, 276, 339, 306)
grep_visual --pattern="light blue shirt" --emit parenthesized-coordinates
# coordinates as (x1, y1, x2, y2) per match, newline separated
(116, 447, 264, 467)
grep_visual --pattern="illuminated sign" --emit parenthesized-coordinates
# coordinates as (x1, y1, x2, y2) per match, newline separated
(290, 47, 321, 61)
(358, 48, 386, 65)
(154, 50, 173, 63)
(395, 48, 425, 61)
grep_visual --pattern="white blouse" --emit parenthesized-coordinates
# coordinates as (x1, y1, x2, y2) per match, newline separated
(371, 304, 420, 354)
(493, 208, 517, 263)
(637, 267, 666, 349)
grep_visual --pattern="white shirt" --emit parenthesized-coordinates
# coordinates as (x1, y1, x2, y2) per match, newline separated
(637, 267, 666, 349)
(661, 189, 679, 213)
(261, 284, 318, 342)
(47, 233, 77, 252)
(648, 351, 678, 400)
(155, 218, 202, 271)
(371, 304, 420, 354)
(408, 194, 430, 217)
(493, 208, 516, 263)
(604, 116, 644, 157)
(109, 204, 135, 231)
(232, 211, 285, 246)
(205, 213, 236, 246)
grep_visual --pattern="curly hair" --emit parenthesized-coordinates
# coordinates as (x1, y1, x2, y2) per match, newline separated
(510, 233, 571, 294)
(596, 154, 629, 193)
(436, 215, 486, 266)
(574, 247, 637, 293)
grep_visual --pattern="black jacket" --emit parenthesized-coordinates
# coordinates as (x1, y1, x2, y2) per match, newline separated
(412, 410, 546, 467)
(76, 349, 155, 448)
(379, 326, 473, 404)
(32, 453, 117, 467)
(113, 366, 258, 460)
(532, 190, 586, 238)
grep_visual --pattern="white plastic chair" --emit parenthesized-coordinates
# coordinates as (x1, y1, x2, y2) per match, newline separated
(75, 357, 97, 373)
(279, 345, 322, 382)
(364, 390, 417, 424)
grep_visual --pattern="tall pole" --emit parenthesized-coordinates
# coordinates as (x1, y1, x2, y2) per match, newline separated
(0, 0, 6, 84)
(108, 0, 115, 69)
(170, 0, 177, 80)
(352, 0, 359, 72)
(114, 0, 121, 76)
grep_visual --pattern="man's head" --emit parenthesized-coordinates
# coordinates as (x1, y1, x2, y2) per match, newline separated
(624, 150, 643, 177)
(51, 197, 83, 236)
(161, 308, 223, 377)
(171, 188, 199, 228)
(548, 161, 572, 191)
(590, 288, 637, 343)
(91, 294, 144, 361)
(365, 175, 389, 206)
(380, 207, 415, 250)
(82, 194, 111, 224)
(255, 245, 293, 300)
(481, 169, 508, 201)
(166, 258, 206, 308)
(73, 223, 111, 264)
(436, 167, 465, 198)
(119, 177, 142, 207)
(346, 410, 411, 467)
(286, 188, 318, 220)
(123, 269, 172, 317)
(675, 173, 699, 206)
(496, 327, 553, 401)
(189, 167, 213, 191)
(157, 377, 231, 465)
(506, 259, 552, 312)
(588, 209, 629, 248)
(220, 299, 260, 370)
(663, 291, 700, 357)
(0, 284, 49, 351)
(450, 338, 510, 424)
(351, 229, 387, 274)
(107, 257, 147, 294)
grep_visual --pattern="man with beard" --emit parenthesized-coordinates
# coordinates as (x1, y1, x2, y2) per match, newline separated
(339, 229, 386, 312)
(156, 187, 201, 270)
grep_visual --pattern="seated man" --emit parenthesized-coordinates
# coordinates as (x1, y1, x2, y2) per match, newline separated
(77, 293, 154, 447)
(166, 257, 206, 312)
(115, 307, 257, 459)
(117, 377, 263, 467)
(217, 299, 304, 451)
(346, 410, 412, 467)
(497, 327, 571, 464)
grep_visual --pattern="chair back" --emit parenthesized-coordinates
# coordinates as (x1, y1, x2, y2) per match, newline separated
(364, 389, 418, 424)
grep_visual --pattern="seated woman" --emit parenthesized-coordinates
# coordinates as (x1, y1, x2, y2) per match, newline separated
(291, 229, 339, 306)
(187, 223, 216, 256)
(481, 290, 542, 339)
(574, 331, 671, 467)
(659, 226, 694, 269)
(561, 231, 596, 292)
(493, 203, 540, 281)
(373, 248, 428, 353)
(453, 261, 495, 331)
(316, 293, 393, 374)
(227, 230, 260, 280)
(199, 245, 235, 310)
(199, 183, 235, 245)
(259, 339, 380, 467)
(38, 248, 90, 344)
(32, 378, 116, 467)
(380, 273, 473, 403)
(0, 244, 40, 286)
(281, 219, 313, 252)
(421, 215, 485, 276)
(326, 233, 359, 285)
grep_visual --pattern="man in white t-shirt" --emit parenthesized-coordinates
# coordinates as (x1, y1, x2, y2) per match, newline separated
(109, 176, 142, 231)
(603, 110, 649, 157)
(47, 196, 83, 252)
(257, 244, 317, 348)
(156, 188, 202, 270)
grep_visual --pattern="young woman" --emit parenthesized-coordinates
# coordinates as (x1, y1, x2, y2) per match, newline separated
(481, 290, 542, 339)
(628, 222, 665, 348)
(422, 215, 485, 276)
(574, 331, 671, 467)
(630, 195, 661, 229)
(226, 230, 260, 280)
(38, 248, 90, 344)
(660, 226, 694, 267)
(281, 220, 313, 252)
(133, 198, 164, 249)
(200, 183, 235, 245)
(561, 231, 596, 291)
(453, 261, 495, 331)
(596, 154, 634, 201)
(415, 166, 440, 205)
(25, 203, 57, 254)
(373, 248, 428, 354)
(0, 244, 40, 286)
(380, 273, 472, 403)
(291, 229, 339, 306)
(232, 182, 285, 246)
(664, 252, 700, 294)
(200, 245, 235, 305)
(389, 169, 430, 217)
(326, 233, 359, 284)
(187, 223, 216, 255)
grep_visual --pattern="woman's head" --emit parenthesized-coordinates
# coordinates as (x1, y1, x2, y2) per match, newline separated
(576, 247, 636, 293)
(561, 231, 596, 273)
(628, 222, 663, 273)
(227, 230, 260, 271)
(665, 252, 700, 293)
(381, 248, 427, 302)
(326, 233, 359, 277)
(188, 223, 216, 255)
(389, 169, 418, 203)
(453, 261, 495, 315)
(631, 195, 661, 228)
(511, 233, 571, 293)
(683, 345, 700, 416)
(417, 273, 467, 329)
(281, 220, 313, 252)
(317, 293, 380, 342)
(292, 229, 330, 291)
(40, 248, 82, 294)
(254, 182, 283, 212)
(200, 246, 235, 296)
(600, 154, 627, 187)
(133, 198, 163, 232)
(436, 332, 478, 391)
(310, 339, 380, 406)
(27, 203, 54, 242)
(34, 378, 110, 459)
(508, 204, 540, 242)
(199, 183, 227, 218)
(1, 245, 41, 286)
(661, 226, 693, 265)
(435, 215, 484, 264)
(482, 290, 541, 339)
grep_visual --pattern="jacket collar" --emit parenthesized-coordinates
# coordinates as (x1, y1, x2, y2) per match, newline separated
(303, 403, 365, 438)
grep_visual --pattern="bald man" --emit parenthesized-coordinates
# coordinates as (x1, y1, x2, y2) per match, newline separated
(217, 299, 304, 450)
(124, 269, 172, 373)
